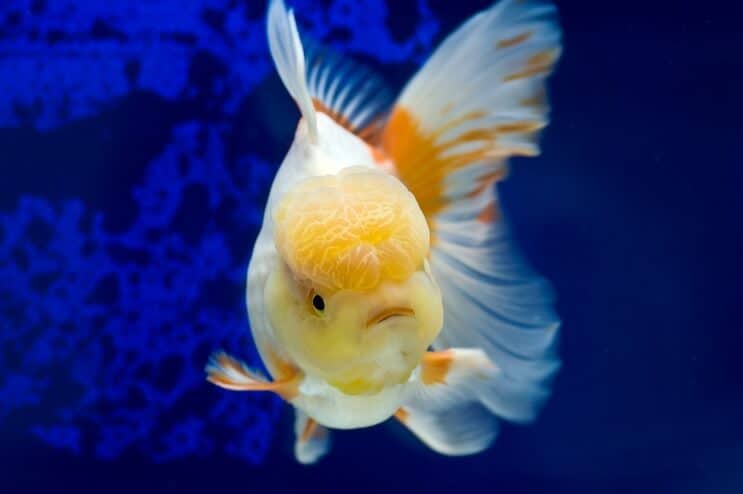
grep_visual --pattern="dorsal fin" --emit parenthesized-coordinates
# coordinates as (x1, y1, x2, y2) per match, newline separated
(267, 0, 318, 141)
(304, 37, 393, 143)
(267, 0, 391, 144)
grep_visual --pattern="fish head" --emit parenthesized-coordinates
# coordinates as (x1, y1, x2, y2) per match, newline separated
(265, 166, 444, 395)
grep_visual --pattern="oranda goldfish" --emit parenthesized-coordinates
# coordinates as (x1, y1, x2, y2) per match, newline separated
(206, 0, 562, 464)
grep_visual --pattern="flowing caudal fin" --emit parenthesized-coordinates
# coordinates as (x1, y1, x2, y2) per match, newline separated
(379, 0, 562, 424)
(267, 0, 392, 144)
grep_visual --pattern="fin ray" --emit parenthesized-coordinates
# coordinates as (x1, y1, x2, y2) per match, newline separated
(205, 351, 299, 400)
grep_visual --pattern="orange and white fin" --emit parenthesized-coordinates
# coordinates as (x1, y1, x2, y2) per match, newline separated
(379, 0, 562, 424)
(381, 0, 561, 214)
(267, 0, 318, 141)
(205, 351, 299, 400)
(294, 410, 331, 464)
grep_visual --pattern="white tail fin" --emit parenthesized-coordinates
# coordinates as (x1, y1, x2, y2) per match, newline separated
(378, 0, 562, 424)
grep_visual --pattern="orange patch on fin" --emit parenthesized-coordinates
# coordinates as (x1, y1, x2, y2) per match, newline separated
(504, 49, 559, 82)
(528, 51, 558, 67)
(300, 418, 319, 442)
(494, 121, 544, 134)
(394, 408, 410, 424)
(421, 350, 455, 385)
(467, 168, 509, 198)
(520, 88, 547, 109)
(477, 202, 499, 224)
(496, 32, 532, 49)
(381, 108, 508, 240)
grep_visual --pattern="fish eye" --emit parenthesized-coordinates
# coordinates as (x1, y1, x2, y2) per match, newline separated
(311, 293, 325, 312)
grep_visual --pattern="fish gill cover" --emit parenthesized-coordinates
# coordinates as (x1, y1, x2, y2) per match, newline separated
(0, 0, 438, 463)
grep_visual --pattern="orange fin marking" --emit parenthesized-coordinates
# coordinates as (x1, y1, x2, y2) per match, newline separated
(467, 168, 509, 198)
(381, 108, 507, 236)
(503, 49, 559, 82)
(494, 121, 545, 134)
(380, 107, 536, 242)
(421, 350, 456, 385)
(394, 408, 410, 424)
(477, 202, 500, 224)
(496, 31, 532, 49)
(520, 87, 547, 110)
(299, 418, 328, 444)
(300, 418, 319, 442)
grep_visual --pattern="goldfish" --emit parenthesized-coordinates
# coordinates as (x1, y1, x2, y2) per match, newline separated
(206, 0, 562, 464)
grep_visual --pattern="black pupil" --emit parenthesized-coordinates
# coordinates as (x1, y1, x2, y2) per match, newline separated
(312, 294, 325, 311)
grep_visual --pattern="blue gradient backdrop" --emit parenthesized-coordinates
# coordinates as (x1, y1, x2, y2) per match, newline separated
(0, 0, 741, 492)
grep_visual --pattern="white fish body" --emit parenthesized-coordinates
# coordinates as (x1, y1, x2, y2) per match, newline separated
(247, 114, 414, 429)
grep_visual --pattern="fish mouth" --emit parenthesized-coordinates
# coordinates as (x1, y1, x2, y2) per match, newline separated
(365, 307, 415, 328)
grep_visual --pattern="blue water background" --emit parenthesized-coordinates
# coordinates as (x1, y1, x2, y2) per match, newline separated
(0, 0, 741, 492)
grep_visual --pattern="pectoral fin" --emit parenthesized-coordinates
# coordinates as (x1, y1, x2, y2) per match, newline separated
(205, 351, 299, 400)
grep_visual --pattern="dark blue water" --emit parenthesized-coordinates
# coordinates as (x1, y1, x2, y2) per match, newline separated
(1, 0, 741, 492)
